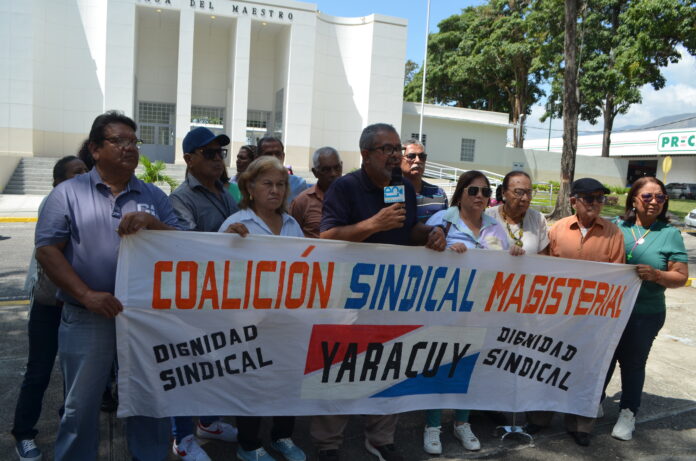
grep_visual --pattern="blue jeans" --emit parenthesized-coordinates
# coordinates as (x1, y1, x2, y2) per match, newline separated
(172, 415, 219, 443)
(12, 300, 62, 441)
(603, 311, 666, 415)
(54, 303, 170, 461)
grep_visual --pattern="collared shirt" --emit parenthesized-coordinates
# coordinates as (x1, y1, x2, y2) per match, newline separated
(288, 175, 310, 204)
(548, 215, 625, 263)
(35, 168, 180, 305)
(170, 173, 238, 232)
(426, 206, 509, 250)
(485, 205, 550, 253)
(217, 208, 303, 237)
(617, 219, 687, 314)
(320, 167, 418, 245)
(416, 180, 448, 222)
(289, 185, 324, 238)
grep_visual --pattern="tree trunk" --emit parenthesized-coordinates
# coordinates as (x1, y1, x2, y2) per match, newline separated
(601, 96, 615, 157)
(549, 0, 580, 220)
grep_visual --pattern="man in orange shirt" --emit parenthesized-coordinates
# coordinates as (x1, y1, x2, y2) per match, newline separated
(526, 177, 625, 447)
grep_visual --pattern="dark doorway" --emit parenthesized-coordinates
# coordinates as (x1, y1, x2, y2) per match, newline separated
(627, 159, 657, 185)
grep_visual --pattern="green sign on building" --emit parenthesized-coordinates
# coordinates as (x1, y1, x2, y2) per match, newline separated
(657, 130, 696, 153)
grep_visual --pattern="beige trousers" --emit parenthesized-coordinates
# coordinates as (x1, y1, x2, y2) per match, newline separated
(310, 414, 399, 451)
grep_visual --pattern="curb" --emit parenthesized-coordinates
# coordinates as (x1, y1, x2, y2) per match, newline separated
(0, 217, 37, 222)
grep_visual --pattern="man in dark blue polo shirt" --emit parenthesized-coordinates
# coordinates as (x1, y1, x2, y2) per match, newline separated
(35, 111, 180, 461)
(315, 123, 445, 461)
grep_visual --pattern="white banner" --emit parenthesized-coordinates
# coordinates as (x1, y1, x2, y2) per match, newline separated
(115, 231, 640, 418)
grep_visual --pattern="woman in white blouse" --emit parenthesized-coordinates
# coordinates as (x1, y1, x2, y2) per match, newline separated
(218, 156, 306, 461)
(485, 171, 550, 255)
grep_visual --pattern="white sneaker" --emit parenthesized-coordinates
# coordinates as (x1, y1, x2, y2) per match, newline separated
(196, 420, 238, 442)
(173, 434, 212, 461)
(423, 426, 442, 455)
(611, 408, 635, 441)
(453, 423, 480, 451)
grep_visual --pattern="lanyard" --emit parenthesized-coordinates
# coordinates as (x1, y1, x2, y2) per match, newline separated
(627, 225, 652, 261)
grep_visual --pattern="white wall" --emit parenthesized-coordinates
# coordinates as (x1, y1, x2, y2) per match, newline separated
(402, 114, 508, 164)
(136, 8, 179, 105)
(192, 15, 232, 108)
(659, 156, 696, 184)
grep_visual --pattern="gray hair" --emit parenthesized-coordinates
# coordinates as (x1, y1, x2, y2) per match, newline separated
(312, 146, 340, 168)
(403, 138, 424, 150)
(359, 123, 398, 151)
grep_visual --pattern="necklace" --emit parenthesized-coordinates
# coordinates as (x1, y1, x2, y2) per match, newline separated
(627, 222, 654, 261)
(501, 207, 524, 247)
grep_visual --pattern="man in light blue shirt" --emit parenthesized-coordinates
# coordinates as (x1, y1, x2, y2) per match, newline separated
(35, 111, 180, 461)
(257, 136, 309, 203)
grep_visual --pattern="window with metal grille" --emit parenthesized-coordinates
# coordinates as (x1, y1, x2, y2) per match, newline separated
(138, 102, 175, 125)
(460, 138, 475, 162)
(410, 133, 427, 146)
(247, 110, 272, 129)
(191, 106, 224, 126)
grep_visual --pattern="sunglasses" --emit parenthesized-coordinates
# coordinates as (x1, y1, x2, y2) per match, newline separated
(576, 195, 606, 204)
(371, 144, 405, 156)
(509, 188, 535, 198)
(466, 186, 492, 198)
(404, 153, 427, 161)
(198, 148, 228, 160)
(639, 193, 667, 203)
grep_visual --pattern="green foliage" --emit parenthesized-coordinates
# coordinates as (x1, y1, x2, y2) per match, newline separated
(137, 155, 178, 190)
(544, 0, 696, 143)
(404, 0, 558, 146)
(404, 60, 419, 86)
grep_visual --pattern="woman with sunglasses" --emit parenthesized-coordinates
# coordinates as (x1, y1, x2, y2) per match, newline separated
(421, 171, 521, 455)
(603, 177, 688, 441)
(486, 171, 550, 254)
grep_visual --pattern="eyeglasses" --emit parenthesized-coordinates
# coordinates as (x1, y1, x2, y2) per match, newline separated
(509, 188, 535, 198)
(104, 136, 143, 149)
(576, 195, 606, 204)
(198, 148, 228, 160)
(639, 193, 667, 203)
(466, 186, 492, 198)
(371, 144, 405, 156)
(404, 152, 427, 161)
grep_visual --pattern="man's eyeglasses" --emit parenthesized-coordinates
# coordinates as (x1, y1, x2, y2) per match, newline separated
(198, 148, 228, 160)
(466, 186, 492, 198)
(639, 193, 667, 203)
(105, 137, 143, 149)
(509, 188, 535, 198)
(317, 165, 342, 174)
(576, 195, 606, 204)
(404, 152, 427, 161)
(371, 144, 405, 156)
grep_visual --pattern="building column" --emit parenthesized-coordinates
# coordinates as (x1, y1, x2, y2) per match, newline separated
(174, 9, 195, 164)
(227, 16, 251, 162)
(283, 19, 316, 168)
(105, 0, 136, 116)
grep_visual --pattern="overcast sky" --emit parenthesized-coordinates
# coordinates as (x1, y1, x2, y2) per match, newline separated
(317, 0, 696, 139)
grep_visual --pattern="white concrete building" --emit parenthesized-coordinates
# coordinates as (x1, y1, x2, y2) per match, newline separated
(1, 0, 408, 171)
(525, 128, 696, 185)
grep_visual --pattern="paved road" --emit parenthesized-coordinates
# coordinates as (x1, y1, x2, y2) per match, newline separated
(1, 222, 695, 460)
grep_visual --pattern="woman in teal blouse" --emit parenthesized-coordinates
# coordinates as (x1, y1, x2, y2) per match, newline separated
(604, 177, 688, 442)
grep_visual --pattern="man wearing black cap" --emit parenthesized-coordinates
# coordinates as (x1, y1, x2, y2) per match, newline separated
(170, 126, 240, 460)
(526, 177, 625, 447)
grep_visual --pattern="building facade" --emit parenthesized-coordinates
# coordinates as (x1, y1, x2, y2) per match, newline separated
(525, 129, 696, 185)
(2, 0, 408, 170)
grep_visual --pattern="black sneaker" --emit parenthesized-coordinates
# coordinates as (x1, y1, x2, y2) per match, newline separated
(568, 431, 591, 446)
(364, 440, 403, 461)
(317, 449, 340, 461)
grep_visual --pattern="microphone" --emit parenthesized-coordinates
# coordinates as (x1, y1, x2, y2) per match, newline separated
(384, 167, 405, 204)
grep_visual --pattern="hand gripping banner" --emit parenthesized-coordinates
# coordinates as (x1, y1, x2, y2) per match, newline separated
(114, 231, 640, 418)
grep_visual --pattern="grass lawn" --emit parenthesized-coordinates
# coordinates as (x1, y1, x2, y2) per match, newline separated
(531, 194, 696, 221)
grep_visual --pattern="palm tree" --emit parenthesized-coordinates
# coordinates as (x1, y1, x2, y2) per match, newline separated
(137, 155, 178, 191)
